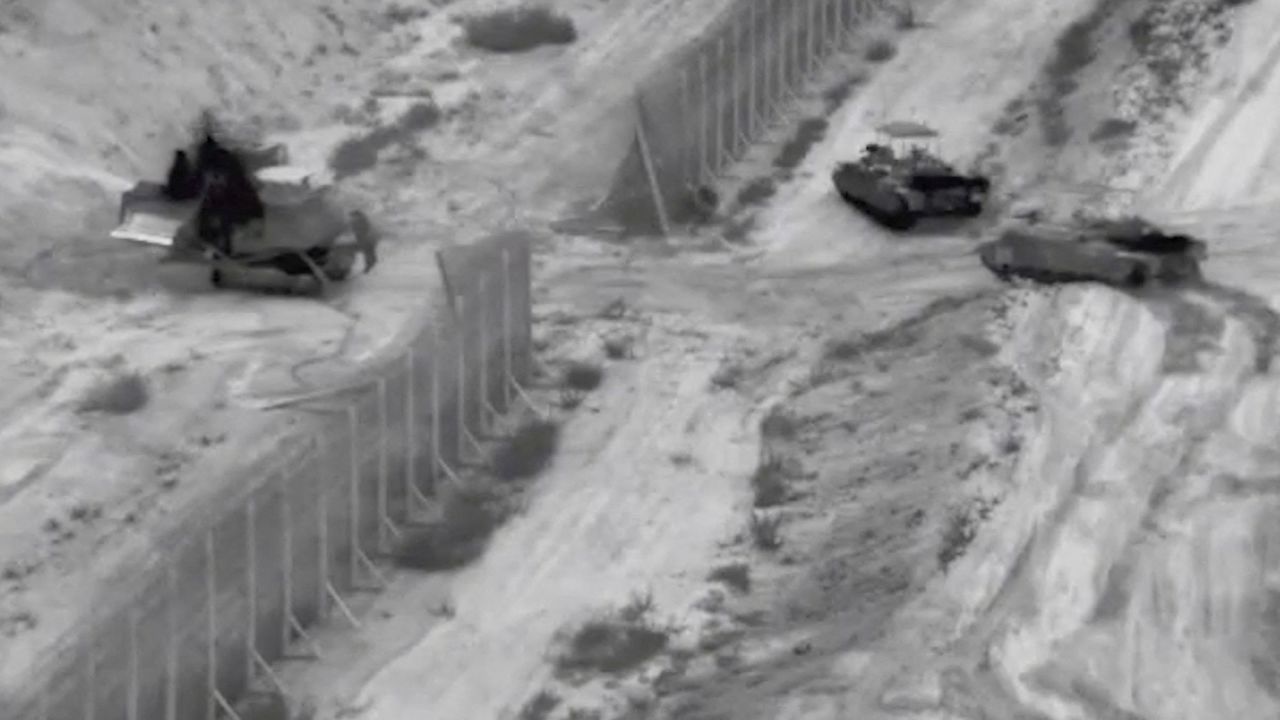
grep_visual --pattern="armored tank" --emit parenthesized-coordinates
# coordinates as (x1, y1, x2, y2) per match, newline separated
(977, 216, 1206, 288)
(831, 121, 991, 231)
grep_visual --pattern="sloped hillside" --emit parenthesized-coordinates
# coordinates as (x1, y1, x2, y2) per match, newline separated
(0, 0, 390, 292)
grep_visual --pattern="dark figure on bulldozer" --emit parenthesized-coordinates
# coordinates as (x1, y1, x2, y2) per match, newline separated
(112, 116, 379, 295)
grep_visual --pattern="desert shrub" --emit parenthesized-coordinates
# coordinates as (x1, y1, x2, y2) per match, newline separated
(736, 177, 777, 207)
(759, 406, 799, 440)
(1089, 117, 1137, 142)
(517, 689, 561, 720)
(492, 418, 561, 480)
(751, 455, 789, 508)
(462, 6, 578, 53)
(708, 563, 751, 594)
(896, 2, 919, 28)
(602, 333, 635, 360)
(393, 485, 505, 570)
(937, 508, 977, 570)
(749, 511, 783, 551)
(822, 72, 866, 111)
(774, 118, 829, 170)
(329, 101, 440, 178)
(562, 361, 604, 392)
(386, 3, 430, 25)
(1048, 18, 1099, 83)
(78, 372, 148, 415)
(865, 38, 897, 62)
(555, 597, 670, 675)
(710, 357, 744, 389)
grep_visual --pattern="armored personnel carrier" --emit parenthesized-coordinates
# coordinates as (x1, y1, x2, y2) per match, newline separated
(831, 121, 991, 230)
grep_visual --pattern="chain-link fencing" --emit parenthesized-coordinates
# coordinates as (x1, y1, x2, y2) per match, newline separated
(600, 0, 892, 235)
(4, 232, 535, 720)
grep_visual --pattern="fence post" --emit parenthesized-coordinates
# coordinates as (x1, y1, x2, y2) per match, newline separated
(430, 324, 442, 492)
(747, 2, 758, 139)
(376, 378, 392, 552)
(679, 69, 693, 190)
(788, 0, 798, 90)
(82, 635, 94, 720)
(772, 0, 787, 117)
(317, 471, 329, 619)
(455, 294, 467, 461)
(835, 0, 846, 47)
(37, 680, 49, 720)
(403, 347, 420, 514)
(478, 274, 490, 431)
(127, 606, 139, 720)
(763, 0, 775, 123)
(728, 9, 740, 160)
(280, 479, 294, 652)
(634, 99, 672, 236)
(205, 529, 217, 720)
(165, 562, 178, 720)
(698, 50, 710, 182)
(714, 36, 727, 175)
(347, 405, 361, 586)
(246, 499, 258, 685)
(807, 0, 818, 76)
(501, 248, 513, 411)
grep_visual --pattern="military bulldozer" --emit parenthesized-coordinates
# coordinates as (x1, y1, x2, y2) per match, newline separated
(832, 120, 991, 231)
(977, 215, 1206, 288)
(110, 120, 378, 295)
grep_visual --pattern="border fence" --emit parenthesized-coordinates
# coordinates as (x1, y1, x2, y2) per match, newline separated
(6, 232, 534, 720)
(600, 0, 892, 235)
(6, 0, 899, 715)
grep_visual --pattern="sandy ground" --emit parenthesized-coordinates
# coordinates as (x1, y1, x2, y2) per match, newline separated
(0, 0, 738, 698)
(7, 0, 1280, 719)
(256, 1, 1280, 719)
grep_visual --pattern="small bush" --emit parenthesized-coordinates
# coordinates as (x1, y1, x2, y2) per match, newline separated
(386, 3, 430, 25)
(710, 358, 744, 389)
(708, 563, 751, 594)
(462, 6, 578, 53)
(937, 508, 976, 570)
(562, 361, 604, 392)
(751, 455, 789, 508)
(774, 117, 829, 170)
(602, 333, 635, 360)
(760, 406, 799, 440)
(865, 38, 897, 62)
(749, 511, 783, 551)
(736, 177, 777, 207)
(1089, 117, 1137, 142)
(492, 418, 561, 480)
(555, 598, 670, 675)
(517, 689, 561, 720)
(78, 372, 148, 415)
(822, 72, 866, 112)
(393, 485, 505, 571)
(896, 2, 918, 29)
(329, 101, 440, 179)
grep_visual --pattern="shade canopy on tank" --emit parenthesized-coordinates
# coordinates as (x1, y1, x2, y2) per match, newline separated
(875, 120, 939, 139)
